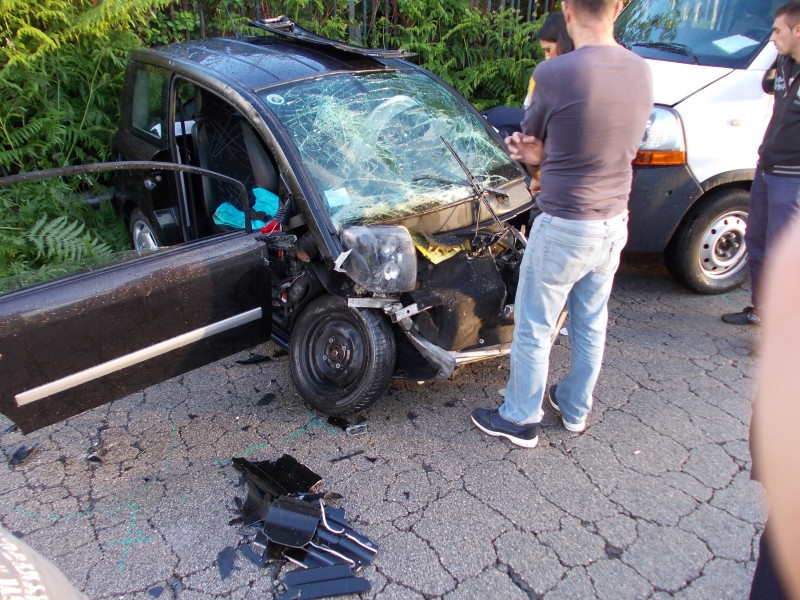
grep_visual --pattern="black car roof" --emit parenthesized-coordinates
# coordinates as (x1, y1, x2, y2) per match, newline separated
(130, 35, 405, 92)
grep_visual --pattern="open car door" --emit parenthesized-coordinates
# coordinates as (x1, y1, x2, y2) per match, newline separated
(0, 162, 272, 433)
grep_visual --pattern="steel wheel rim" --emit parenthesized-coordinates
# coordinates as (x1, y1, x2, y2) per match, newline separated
(132, 220, 158, 252)
(698, 210, 748, 280)
(304, 316, 366, 398)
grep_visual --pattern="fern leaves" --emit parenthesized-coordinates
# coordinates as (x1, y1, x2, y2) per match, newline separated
(27, 214, 113, 263)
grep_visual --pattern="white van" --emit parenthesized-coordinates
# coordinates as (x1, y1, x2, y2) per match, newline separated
(616, 0, 780, 293)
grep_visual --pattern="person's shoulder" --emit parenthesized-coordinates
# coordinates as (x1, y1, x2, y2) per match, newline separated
(606, 44, 647, 62)
(533, 56, 559, 81)
(608, 45, 651, 75)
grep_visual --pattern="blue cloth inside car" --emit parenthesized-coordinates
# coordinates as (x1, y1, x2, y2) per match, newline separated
(213, 187, 280, 229)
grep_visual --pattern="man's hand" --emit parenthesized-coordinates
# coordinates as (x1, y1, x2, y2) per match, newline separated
(528, 167, 541, 194)
(505, 132, 544, 166)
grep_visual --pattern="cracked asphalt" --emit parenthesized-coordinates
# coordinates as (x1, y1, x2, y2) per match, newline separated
(0, 254, 763, 599)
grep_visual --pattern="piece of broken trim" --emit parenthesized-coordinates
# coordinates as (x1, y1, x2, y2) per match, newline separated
(333, 249, 352, 272)
(278, 564, 371, 600)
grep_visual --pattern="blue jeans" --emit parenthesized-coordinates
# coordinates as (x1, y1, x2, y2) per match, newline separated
(499, 211, 629, 426)
(746, 167, 800, 311)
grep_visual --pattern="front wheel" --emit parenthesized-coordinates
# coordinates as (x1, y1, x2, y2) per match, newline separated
(289, 295, 396, 416)
(665, 189, 749, 294)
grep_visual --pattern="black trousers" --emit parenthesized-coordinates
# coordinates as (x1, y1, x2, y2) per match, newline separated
(751, 522, 791, 600)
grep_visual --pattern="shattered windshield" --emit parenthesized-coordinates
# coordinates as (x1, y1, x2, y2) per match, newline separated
(258, 70, 519, 229)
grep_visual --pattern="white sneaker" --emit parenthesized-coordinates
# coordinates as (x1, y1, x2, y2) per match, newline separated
(548, 384, 586, 433)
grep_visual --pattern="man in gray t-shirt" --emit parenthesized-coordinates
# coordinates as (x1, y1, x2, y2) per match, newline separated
(522, 43, 653, 220)
(472, 0, 652, 448)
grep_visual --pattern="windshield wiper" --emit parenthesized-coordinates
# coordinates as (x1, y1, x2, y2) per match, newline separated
(631, 42, 699, 64)
(439, 139, 509, 203)
(440, 137, 512, 243)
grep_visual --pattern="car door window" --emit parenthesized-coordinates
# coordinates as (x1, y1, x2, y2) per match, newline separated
(131, 65, 168, 141)
(172, 80, 280, 239)
(0, 170, 133, 295)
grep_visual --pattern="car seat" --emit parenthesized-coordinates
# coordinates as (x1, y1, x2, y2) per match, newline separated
(192, 89, 279, 231)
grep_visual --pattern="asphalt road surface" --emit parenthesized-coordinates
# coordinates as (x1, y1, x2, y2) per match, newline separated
(0, 253, 762, 599)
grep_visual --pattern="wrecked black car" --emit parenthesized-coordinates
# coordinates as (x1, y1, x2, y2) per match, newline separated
(0, 19, 535, 433)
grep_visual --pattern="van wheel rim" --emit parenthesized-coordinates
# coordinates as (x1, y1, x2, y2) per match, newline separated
(699, 210, 747, 279)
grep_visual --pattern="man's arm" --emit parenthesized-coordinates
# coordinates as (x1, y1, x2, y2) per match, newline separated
(504, 132, 543, 193)
(755, 216, 800, 598)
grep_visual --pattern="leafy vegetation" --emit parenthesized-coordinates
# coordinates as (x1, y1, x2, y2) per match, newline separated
(0, 177, 129, 291)
(0, 0, 549, 284)
(0, 0, 166, 287)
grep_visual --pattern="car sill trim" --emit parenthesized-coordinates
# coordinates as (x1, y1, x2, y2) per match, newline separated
(15, 308, 264, 406)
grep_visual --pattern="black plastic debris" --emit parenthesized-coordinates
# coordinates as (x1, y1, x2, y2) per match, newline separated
(240, 530, 270, 567)
(228, 453, 378, 598)
(257, 392, 276, 406)
(264, 504, 319, 547)
(168, 575, 182, 596)
(236, 353, 272, 365)
(217, 545, 239, 580)
(278, 564, 371, 600)
(330, 450, 364, 463)
(9, 445, 38, 467)
(326, 416, 349, 431)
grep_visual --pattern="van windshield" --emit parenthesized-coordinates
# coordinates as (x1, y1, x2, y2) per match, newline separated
(258, 70, 518, 230)
(615, 0, 775, 68)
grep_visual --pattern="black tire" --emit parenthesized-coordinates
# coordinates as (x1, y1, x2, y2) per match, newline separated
(129, 208, 160, 253)
(665, 188, 749, 295)
(289, 295, 396, 415)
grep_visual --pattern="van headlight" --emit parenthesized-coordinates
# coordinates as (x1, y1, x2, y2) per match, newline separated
(634, 106, 687, 166)
(336, 225, 417, 293)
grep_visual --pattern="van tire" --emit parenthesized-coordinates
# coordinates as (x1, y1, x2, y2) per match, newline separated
(665, 188, 750, 295)
(290, 295, 396, 416)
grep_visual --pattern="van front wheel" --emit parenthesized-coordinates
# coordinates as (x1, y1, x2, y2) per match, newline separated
(665, 189, 750, 295)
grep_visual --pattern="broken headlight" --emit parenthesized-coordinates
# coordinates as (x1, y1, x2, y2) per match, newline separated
(337, 225, 417, 293)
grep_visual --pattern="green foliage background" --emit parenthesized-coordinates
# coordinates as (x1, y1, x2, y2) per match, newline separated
(0, 0, 549, 281)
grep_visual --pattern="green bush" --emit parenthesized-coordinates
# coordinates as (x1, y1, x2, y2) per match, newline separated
(0, 177, 129, 287)
(0, 0, 169, 280)
(0, 0, 172, 173)
(0, 0, 546, 281)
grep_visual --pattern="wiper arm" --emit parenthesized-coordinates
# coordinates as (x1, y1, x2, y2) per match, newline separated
(439, 138, 509, 202)
(631, 42, 699, 64)
(440, 137, 510, 241)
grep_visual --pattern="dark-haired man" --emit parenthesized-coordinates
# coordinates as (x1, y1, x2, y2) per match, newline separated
(722, 1, 800, 326)
(471, 0, 652, 447)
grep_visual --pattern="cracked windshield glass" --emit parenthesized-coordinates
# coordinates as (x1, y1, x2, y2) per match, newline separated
(259, 70, 519, 230)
